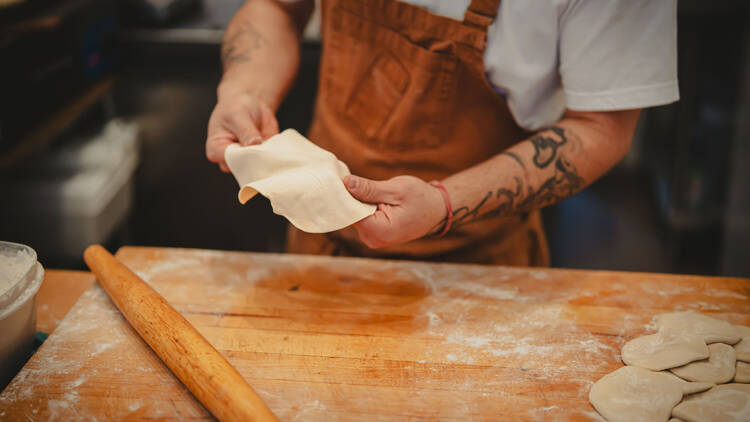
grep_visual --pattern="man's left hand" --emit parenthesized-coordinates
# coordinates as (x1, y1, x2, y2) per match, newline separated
(344, 175, 446, 249)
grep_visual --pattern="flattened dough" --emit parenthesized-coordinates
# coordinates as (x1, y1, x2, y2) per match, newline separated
(657, 312, 741, 345)
(670, 343, 737, 384)
(737, 361, 750, 383)
(589, 366, 711, 422)
(622, 331, 709, 371)
(225, 129, 376, 233)
(672, 383, 750, 422)
(734, 325, 750, 362)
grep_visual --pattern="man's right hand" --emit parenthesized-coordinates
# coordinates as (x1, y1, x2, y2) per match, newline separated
(206, 87, 279, 173)
(207, 0, 312, 172)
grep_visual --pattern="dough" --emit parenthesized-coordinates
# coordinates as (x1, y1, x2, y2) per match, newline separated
(224, 129, 376, 233)
(670, 343, 737, 384)
(589, 366, 711, 422)
(622, 331, 709, 371)
(668, 419, 686, 422)
(671, 383, 750, 422)
(657, 312, 742, 345)
(734, 325, 750, 362)
(675, 376, 715, 395)
(736, 361, 750, 383)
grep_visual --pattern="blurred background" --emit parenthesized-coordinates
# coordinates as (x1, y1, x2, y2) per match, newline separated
(0, 0, 748, 277)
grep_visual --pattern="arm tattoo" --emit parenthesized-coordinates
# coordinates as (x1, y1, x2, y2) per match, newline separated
(428, 177, 523, 236)
(221, 22, 266, 68)
(501, 151, 525, 169)
(516, 155, 584, 212)
(530, 126, 566, 168)
(428, 127, 586, 236)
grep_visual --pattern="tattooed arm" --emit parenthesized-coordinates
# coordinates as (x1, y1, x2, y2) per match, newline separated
(433, 109, 641, 232)
(220, 0, 312, 109)
(342, 109, 640, 248)
(206, 0, 314, 171)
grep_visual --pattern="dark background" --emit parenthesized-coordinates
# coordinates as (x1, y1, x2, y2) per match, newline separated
(1, 0, 749, 277)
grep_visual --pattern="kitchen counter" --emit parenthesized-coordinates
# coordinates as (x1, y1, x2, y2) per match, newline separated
(1, 246, 748, 420)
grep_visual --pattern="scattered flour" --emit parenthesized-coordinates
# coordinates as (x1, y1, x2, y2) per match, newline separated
(655, 286, 695, 297)
(704, 289, 748, 299)
(89, 341, 118, 357)
(133, 257, 203, 283)
(291, 398, 327, 420)
(70, 376, 87, 388)
(427, 300, 621, 382)
(425, 311, 441, 326)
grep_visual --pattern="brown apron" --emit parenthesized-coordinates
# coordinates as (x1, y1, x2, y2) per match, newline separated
(287, 0, 550, 266)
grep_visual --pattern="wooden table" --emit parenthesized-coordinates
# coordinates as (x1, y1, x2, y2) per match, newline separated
(36, 270, 95, 334)
(1, 247, 749, 421)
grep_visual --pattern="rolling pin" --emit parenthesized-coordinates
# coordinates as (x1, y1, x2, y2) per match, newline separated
(84, 245, 279, 422)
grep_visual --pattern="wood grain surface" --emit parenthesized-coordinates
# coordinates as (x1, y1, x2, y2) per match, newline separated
(1, 246, 749, 421)
(36, 270, 95, 334)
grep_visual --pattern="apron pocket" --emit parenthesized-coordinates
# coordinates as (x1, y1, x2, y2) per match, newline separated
(344, 51, 409, 139)
(327, 6, 459, 150)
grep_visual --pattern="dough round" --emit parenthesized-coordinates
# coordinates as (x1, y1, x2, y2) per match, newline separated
(670, 343, 737, 384)
(589, 366, 710, 422)
(657, 312, 742, 345)
(672, 383, 750, 422)
(736, 361, 750, 383)
(734, 325, 750, 363)
(225, 129, 376, 233)
(621, 331, 709, 371)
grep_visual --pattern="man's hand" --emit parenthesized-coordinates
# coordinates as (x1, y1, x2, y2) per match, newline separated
(205, 87, 279, 172)
(206, 0, 312, 173)
(344, 175, 446, 249)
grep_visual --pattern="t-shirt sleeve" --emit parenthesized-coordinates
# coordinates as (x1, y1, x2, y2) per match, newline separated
(558, 0, 679, 111)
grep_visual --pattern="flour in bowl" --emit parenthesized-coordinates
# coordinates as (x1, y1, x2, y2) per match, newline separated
(0, 248, 33, 297)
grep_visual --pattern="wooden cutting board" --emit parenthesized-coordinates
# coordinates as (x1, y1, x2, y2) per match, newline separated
(1, 246, 749, 421)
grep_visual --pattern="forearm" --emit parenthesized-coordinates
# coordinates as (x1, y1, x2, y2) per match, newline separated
(438, 110, 641, 231)
(219, 0, 312, 111)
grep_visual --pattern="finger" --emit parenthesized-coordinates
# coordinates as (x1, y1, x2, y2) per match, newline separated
(353, 208, 392, 249)
(205, 134, 234, 164)
(344, 175, 399, 204)
(225, 111, 263, 146)
(355, 208, 391, 233)
(219, 162, 230, 173)
(259, 104, 280, 140)
(354, 225, 383, 249)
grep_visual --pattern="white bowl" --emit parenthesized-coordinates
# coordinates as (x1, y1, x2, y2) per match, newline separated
(0, 241, 44, 389)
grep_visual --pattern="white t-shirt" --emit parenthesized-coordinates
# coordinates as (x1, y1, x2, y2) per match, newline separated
(289, 0, 679, 131)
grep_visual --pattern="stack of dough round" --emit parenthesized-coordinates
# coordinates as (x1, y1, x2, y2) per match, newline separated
(589, 311, 750, 422)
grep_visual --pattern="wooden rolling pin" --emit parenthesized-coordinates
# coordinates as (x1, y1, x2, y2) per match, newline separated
(84, 245, 279, 422)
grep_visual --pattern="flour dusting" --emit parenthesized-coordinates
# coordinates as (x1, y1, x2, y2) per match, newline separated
(704, 289, 747, 299)
(70, 376, 87, 388)
(133, 257, 203, 282)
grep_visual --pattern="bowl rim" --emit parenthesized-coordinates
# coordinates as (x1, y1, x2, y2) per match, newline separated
(0, 241, 43, 320)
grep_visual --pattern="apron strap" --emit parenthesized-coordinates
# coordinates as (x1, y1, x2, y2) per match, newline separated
(463, 0, 502, 29)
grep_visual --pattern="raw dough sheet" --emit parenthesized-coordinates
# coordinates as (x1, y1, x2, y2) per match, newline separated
(225, 129, 376, 233)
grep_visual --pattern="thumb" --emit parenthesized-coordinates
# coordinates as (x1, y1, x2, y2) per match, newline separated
(344, 175, 397, 204)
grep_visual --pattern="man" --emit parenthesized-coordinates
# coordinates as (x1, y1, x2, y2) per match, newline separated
(206, 0, 678, 266)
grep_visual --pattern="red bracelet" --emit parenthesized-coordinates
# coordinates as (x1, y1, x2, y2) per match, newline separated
(429, 180, 452, 237)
